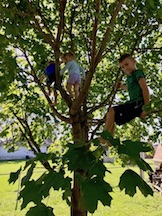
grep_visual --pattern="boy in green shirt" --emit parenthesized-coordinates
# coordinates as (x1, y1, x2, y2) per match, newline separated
(102, 53, 150, 145)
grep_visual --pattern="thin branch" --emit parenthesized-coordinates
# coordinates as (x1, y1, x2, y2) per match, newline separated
(12, 111, 39, 153)
(23, 51, 70, 123)
(56, 0, 67, 43)
(89, 84, 121, 140)
(37, 3, 56, 43)
(24, 119, 41, 153)
(69, 4, 79, 51)
(95, 0, 125, 66)
(88, 69, 123, 115)
(134, 48, 162, 53)
(70, 0, 101, 115)
(26, 0, 56, 50)
(12, 111, 53, 170)
(33, 17, 56, 50)
(90, 0, 101, 67)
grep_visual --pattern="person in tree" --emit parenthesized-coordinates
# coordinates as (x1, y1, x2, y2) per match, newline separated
(40, 61, 58, 106)
(101, 53, 150, 146)
(60, 51, 85, 99)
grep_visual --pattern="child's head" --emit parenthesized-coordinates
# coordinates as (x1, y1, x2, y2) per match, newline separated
(62, 51, 75, 63)
(118, 53, 136, 75)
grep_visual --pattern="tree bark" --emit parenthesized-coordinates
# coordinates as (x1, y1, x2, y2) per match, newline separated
(71, 171, 87, 216)
(70, 111, 88, 216)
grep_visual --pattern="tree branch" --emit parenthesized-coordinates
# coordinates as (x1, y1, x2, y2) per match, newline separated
(23, 51, 70, 123)
(56, 0, 67, 43)
(11, 111, 40, 153)
(88, 69, 123, 115)
(70, 0, 101, 115)
(26, 0, 56, 50)
(12, 111, 53, 170)
(69, 4, 80, 51)
(37, 3, 56, 43)
(95, 0, 125, 66)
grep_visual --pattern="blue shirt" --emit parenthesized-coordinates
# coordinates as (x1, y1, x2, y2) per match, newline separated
(45, 63, 56, 75)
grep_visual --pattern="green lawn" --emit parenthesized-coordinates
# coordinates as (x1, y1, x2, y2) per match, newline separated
(0, 159, 162, 216)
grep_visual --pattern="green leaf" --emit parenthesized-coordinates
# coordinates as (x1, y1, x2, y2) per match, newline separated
(101, 131, 120, 147)
(8, 167, 22, 184)
(158, 8, 162, 18)
(92, 146, 105, 161)
(135, 158, 153, 172)
(62, 188, 72, 206)
(26, 203, 54, 216)
(37, 170, 71, 198)
(34, 153, 58, 163)
(63, 145, 96, 171)
(87, 160, 110, 179)
(117, 140, 153, 171)
(18, 180, 43, 209)
(118, 140, 152, 157)
(23, 153, 58, 171)
(148, 0, 155, 9)
(21, 163, 36, 186)
(80, 177, 112, 213)
(119, 169, 153, 197)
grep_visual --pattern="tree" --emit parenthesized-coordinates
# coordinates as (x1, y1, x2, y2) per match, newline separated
(0, 0, 162, 215)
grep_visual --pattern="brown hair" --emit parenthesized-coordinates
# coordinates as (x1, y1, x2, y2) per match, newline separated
(118, 53, 133, 62)
(63, 51, 75, 59)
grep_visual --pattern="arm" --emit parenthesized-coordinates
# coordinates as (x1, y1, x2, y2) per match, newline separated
(60, 61, 71, 76)
(138, 77, 150, 105)
(116, 81, 127, 91)
(138, 77, 150, 118)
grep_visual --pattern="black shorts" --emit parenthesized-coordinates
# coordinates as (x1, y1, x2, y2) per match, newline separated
(113, 100, 144, 126)
(47, 73, 58, 90)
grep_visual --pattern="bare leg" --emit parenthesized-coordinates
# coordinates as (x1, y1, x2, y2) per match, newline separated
(51, 89, 58, 106)
(46, 83, 51, 96)
(105, 107, 115, 136)
(54, 89, 58, 103)
(74, 83, 80, 98)
(99, 107, 115, 146)
(66, 83, 74, 98)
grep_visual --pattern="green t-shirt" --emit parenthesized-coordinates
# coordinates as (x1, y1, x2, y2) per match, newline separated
(126, 69, 145, 102)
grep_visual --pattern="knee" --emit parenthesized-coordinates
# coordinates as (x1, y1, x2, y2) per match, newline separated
(74, 87, 79, 93)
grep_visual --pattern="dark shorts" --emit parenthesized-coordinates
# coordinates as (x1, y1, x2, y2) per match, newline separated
(47, 73, 58, 90)
(113, 100, 144, 125)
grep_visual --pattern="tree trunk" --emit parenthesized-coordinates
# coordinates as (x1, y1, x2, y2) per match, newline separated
(70, 111, 88, 216)
(71, 171, 87, 216)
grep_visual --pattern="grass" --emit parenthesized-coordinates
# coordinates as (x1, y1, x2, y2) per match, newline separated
(0, 159, 162, 216)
